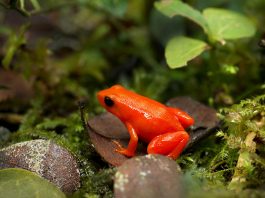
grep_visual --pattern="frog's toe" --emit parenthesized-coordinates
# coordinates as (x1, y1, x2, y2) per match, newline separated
(115, 148, 135, 157)
(112, 140, 124, 149)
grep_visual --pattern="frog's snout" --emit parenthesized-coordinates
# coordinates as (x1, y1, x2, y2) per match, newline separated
(97, 90, 105, 107)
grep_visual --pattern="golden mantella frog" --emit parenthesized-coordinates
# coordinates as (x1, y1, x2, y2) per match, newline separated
(97, 85, 194, 159)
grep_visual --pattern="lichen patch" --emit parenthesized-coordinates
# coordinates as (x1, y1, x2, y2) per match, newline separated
(1, 140, 51, 175)
(114, 171, 129, 192)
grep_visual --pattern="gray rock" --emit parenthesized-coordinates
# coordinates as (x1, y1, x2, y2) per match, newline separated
(0, 139, 80, 194)
(114, 154, 183, 198)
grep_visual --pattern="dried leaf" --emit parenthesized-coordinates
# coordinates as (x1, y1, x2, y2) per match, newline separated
(87, 128, 128, 166)
(88, 112, 129, 139)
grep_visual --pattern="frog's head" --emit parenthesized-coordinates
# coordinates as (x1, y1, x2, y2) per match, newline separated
(97, 84, 125, 118)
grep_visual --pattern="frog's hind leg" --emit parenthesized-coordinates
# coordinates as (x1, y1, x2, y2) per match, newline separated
(147, 131, 189, 160)
(167, 107, 194, 129)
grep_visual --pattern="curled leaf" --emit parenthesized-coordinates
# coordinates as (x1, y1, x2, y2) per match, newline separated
(88, 112, 129, 139)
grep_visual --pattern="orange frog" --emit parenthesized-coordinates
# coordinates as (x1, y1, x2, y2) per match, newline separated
(97, 85, 194, 160)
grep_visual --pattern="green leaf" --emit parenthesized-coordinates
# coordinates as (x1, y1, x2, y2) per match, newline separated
(165, 36, 207, 68)
(203, 8, 256, 43)
(0, 168, 66, 198)
(155, 0, 209, 33)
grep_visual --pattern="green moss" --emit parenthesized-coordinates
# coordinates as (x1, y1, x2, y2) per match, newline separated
(179, 94, 265, 196)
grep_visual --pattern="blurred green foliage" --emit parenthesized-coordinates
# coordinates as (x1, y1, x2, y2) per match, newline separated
(0, 0, 264, 197)
(156, 1, 256, 68)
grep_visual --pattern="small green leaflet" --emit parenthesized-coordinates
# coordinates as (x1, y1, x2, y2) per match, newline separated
(165, 36, 207, 68)
(155, 0, 209, 33)
(203, 8, 256, 43)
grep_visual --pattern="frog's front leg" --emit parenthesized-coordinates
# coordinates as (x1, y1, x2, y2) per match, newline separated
(113, 122, 138, 157)
(147, 131, 189, 159)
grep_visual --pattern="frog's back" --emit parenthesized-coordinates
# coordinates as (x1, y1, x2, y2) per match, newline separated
(116, 87, 169, 118)
(116, 88, 184, 141)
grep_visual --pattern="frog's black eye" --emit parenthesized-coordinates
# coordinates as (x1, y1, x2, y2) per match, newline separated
(104, 96, 114, 107)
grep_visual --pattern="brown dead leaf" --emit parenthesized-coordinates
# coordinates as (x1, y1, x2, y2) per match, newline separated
(88, 112, 129, 139)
